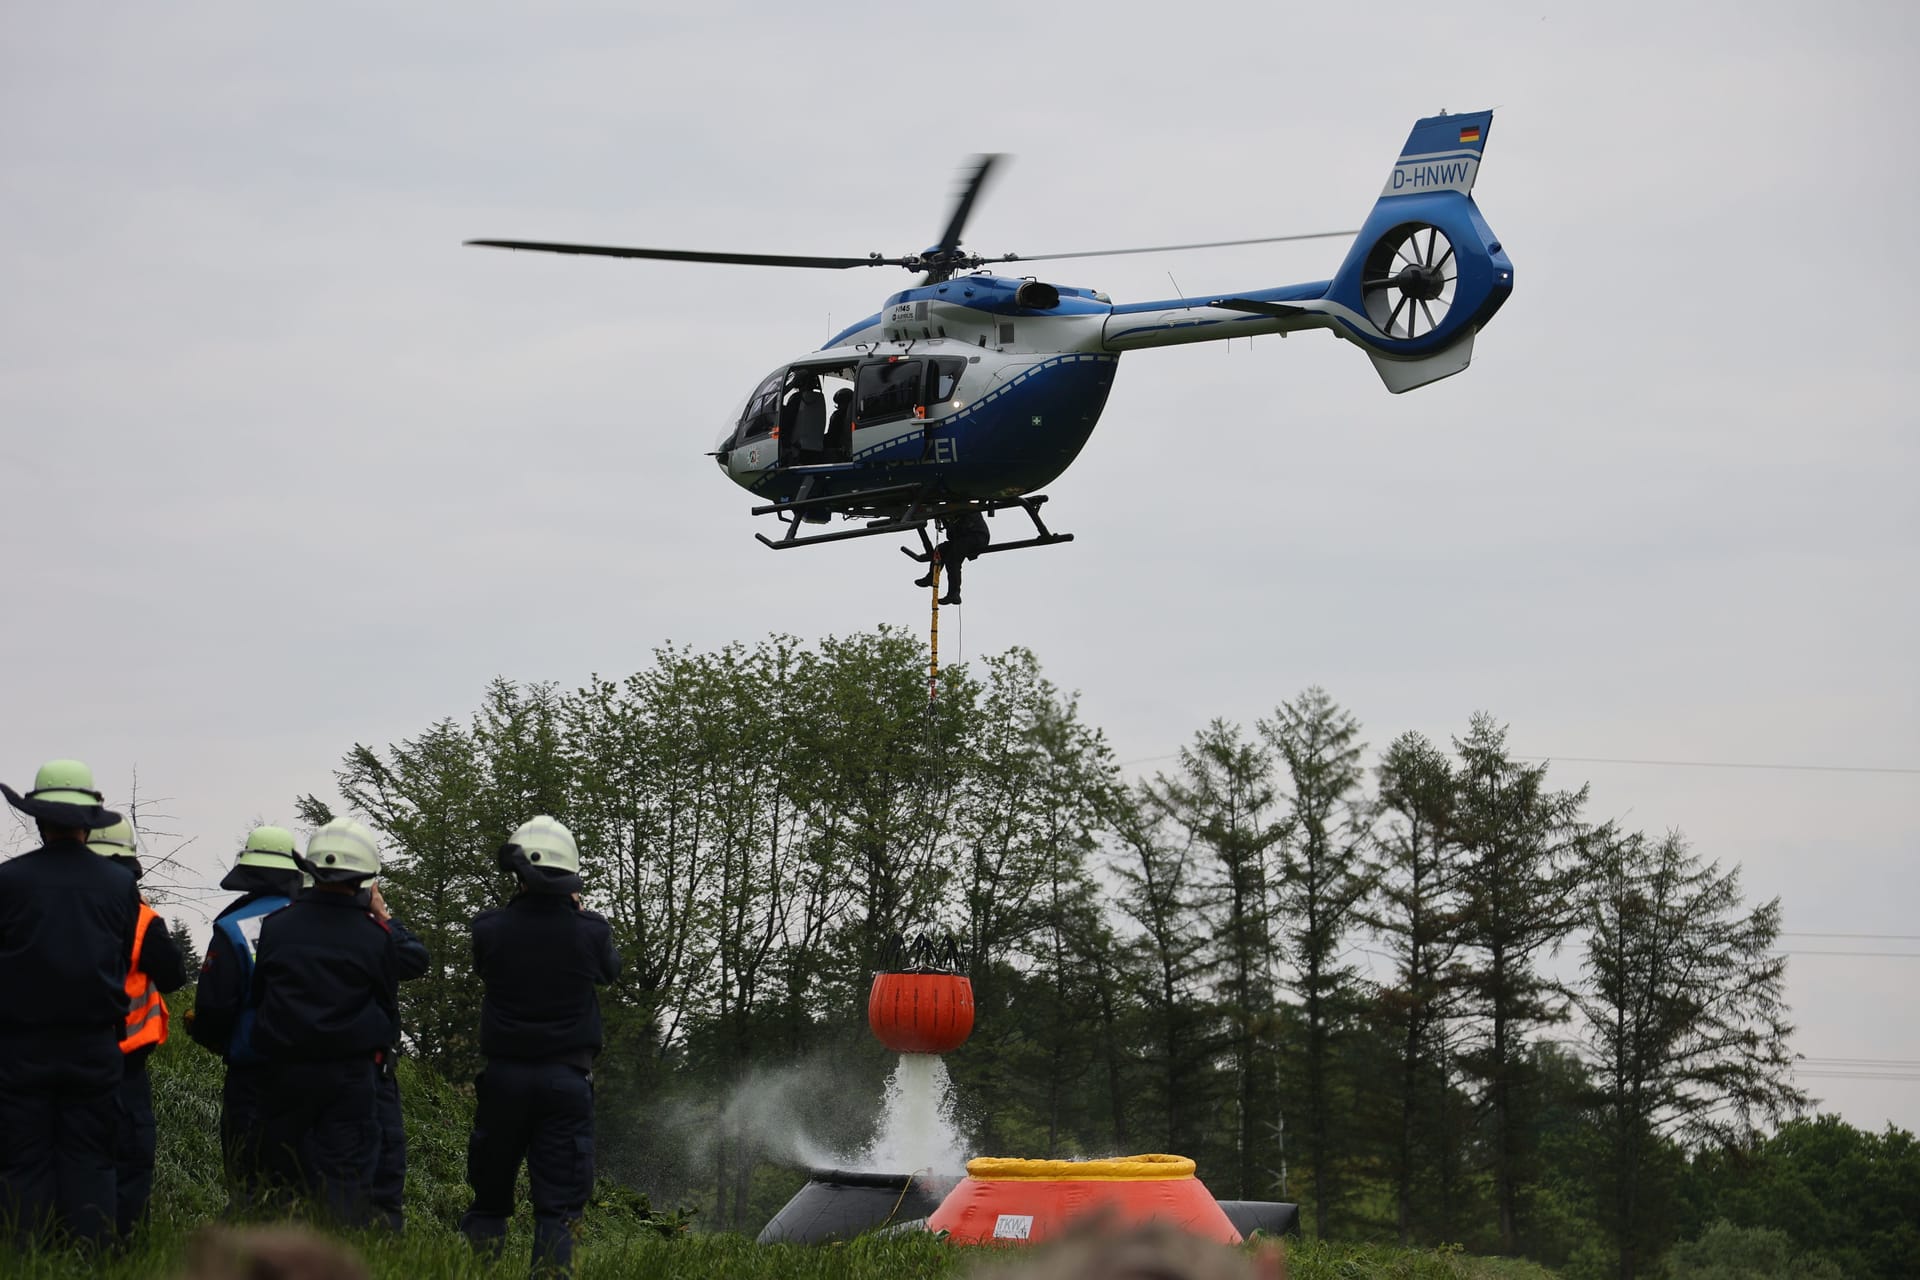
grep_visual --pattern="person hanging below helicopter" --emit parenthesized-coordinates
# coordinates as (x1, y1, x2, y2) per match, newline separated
(913, 507, 991, 605)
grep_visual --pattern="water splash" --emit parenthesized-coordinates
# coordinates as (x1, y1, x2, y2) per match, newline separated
(858, 1054, 968, 1174)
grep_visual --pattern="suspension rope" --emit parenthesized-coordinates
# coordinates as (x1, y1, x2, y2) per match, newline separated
(928, 561, 941, 705)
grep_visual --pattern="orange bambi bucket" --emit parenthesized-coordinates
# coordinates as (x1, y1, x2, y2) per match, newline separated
(927, 1154, 1242, 1245)
(868, 970, 975, 1054)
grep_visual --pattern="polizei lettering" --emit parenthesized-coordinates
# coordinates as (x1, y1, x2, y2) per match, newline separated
(1382, 154, 1479, 197)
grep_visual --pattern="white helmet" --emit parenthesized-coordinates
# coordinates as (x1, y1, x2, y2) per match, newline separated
(302, 817, 381, 884)
(505, 815, 579, 873)
(499, 814, 582, 893)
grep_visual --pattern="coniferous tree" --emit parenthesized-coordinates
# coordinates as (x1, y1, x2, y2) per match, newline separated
(1576, 830, 1806, 1280)
(168, 916, 202, 979)
(1144, 721, 1282, 1198)
(1451, 712, 1592, 1254)
(1260, 688, 1370, 1237)
(1367, 730, 1464, 1244)
(1108, 786, 1218, 1162)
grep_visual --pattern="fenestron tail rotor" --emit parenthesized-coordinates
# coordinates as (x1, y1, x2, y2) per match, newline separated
(1362, 223, 1457, 341)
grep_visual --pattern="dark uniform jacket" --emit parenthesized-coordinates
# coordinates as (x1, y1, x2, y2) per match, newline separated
(0, 837, 139, 1037)
(472, 894, 621, 1064)
(191, 889, 290, 1056)
(250, 891, 402, 1062)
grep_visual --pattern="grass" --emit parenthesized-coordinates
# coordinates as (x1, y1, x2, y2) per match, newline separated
(0, 995, 1557, 1278)
(0, 1229, 1562, 1280)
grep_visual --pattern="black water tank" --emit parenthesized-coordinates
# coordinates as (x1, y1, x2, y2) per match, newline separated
(1216, 1200, 1302, 1237)
(756, 1168, 961, 1244)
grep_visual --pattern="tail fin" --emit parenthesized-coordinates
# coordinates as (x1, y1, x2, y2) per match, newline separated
(1325, 110, 1513, 393)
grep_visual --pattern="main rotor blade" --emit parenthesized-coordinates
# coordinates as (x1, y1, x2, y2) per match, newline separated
(465, 239, 907, 270)
(931, 154, 1004, 260)
(992, 229, 1358, 266)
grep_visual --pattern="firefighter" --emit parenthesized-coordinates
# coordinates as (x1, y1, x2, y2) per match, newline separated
(369, 880, 430, 1232)
(912, 507, 991, 604)
(460, 816, 621, 1277)
(250, 818, 404, 1227)
(86, 818, 188, 1239)
(0, 759, 140, 1248)
(189, 825, 305, 1212)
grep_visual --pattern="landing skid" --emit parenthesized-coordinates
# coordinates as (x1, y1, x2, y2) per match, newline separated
(751, 481, 1074, 554)
(900, 496, 1075, 562)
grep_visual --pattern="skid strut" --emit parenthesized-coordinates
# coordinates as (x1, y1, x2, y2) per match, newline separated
(897, 495, 1075, 564)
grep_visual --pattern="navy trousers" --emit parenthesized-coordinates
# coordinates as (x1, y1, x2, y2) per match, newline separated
(113, 1054, 157, 1239)
(0, 1029, 121, 1249)
(260, 1058, 380, 1228)
(460, 1059, 595, 1276)
(219, 1064, 271, 1214)
(371, 1063, 406, 1231)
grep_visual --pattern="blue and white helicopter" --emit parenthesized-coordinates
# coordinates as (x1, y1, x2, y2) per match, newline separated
(471, 110, 1512, 556)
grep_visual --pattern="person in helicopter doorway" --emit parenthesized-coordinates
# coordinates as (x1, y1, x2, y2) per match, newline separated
(914, 507, 991, 605)
(86, 818, 188, 1242)
(782, 371, 827, 465)
(460, 816, 621, 1279)
(825, 387, 854, 461)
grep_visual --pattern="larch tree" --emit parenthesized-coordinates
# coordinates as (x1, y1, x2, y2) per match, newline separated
(1367, 729, 1465, 1244)
(1451, 712, 1592, 1254)
(1575, 829, 1805, 1280)
(1260, 687, 1372, 1238)
(1144, 720, 1283, 1199)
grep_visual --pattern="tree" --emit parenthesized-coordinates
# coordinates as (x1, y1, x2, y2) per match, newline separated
(168, 916, 202, 979)
(1451, 712, 1592, 1253)
(1107, 784, 1219, 1163)
(1143, 721, 1283, 1198)
(1675, 1116, 1920, 1280)
(1575, 830, 1806, 1279)
(1366, 730, 1464, 1244)
(1260, 687, 1371, 1237)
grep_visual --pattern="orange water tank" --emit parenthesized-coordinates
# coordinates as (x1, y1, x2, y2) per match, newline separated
(867, 971, 975, 1055)
(927, 1154, 1241, 1245)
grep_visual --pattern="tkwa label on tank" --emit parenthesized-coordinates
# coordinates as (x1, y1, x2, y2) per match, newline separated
(993, 1215, 1034, 1240)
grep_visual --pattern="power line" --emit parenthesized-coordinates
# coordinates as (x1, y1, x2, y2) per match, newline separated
(1773, 950, 1920, 958)
(1116, 750, 1918, 776)
(1782, 932, 1920, 941)
(1514, 755, 1916, 776)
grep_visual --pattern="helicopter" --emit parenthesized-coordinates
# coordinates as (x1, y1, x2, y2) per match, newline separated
(469, 110, 1512, 556)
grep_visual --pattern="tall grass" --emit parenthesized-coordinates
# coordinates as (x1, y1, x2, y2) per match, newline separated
(0, 998, 1554, 1278)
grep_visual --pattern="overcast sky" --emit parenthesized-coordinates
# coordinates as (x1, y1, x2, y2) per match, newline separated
(4, 3, 1915, 1133)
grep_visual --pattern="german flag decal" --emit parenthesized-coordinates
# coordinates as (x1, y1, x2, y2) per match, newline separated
(1459, 125, 1482, 143)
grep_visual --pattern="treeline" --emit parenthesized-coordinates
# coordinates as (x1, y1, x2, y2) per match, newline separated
(288, 628, 1891, 1279)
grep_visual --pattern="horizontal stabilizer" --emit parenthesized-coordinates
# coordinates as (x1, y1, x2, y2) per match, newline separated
(1368, 329, 1474, 394)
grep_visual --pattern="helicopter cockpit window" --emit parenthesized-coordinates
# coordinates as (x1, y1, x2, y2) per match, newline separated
(853, 358, 926, 425)
(737, 369, 785, 442)
(931, 358, 967, 404)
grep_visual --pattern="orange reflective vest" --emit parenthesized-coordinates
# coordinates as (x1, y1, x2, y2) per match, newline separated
(121, 902, 170, 1054)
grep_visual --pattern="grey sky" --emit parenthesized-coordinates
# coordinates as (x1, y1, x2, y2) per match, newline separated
(5, 3, 1915, 1131)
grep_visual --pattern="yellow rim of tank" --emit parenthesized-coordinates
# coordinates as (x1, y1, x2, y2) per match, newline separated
(963, 1154, 1196, 1182)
